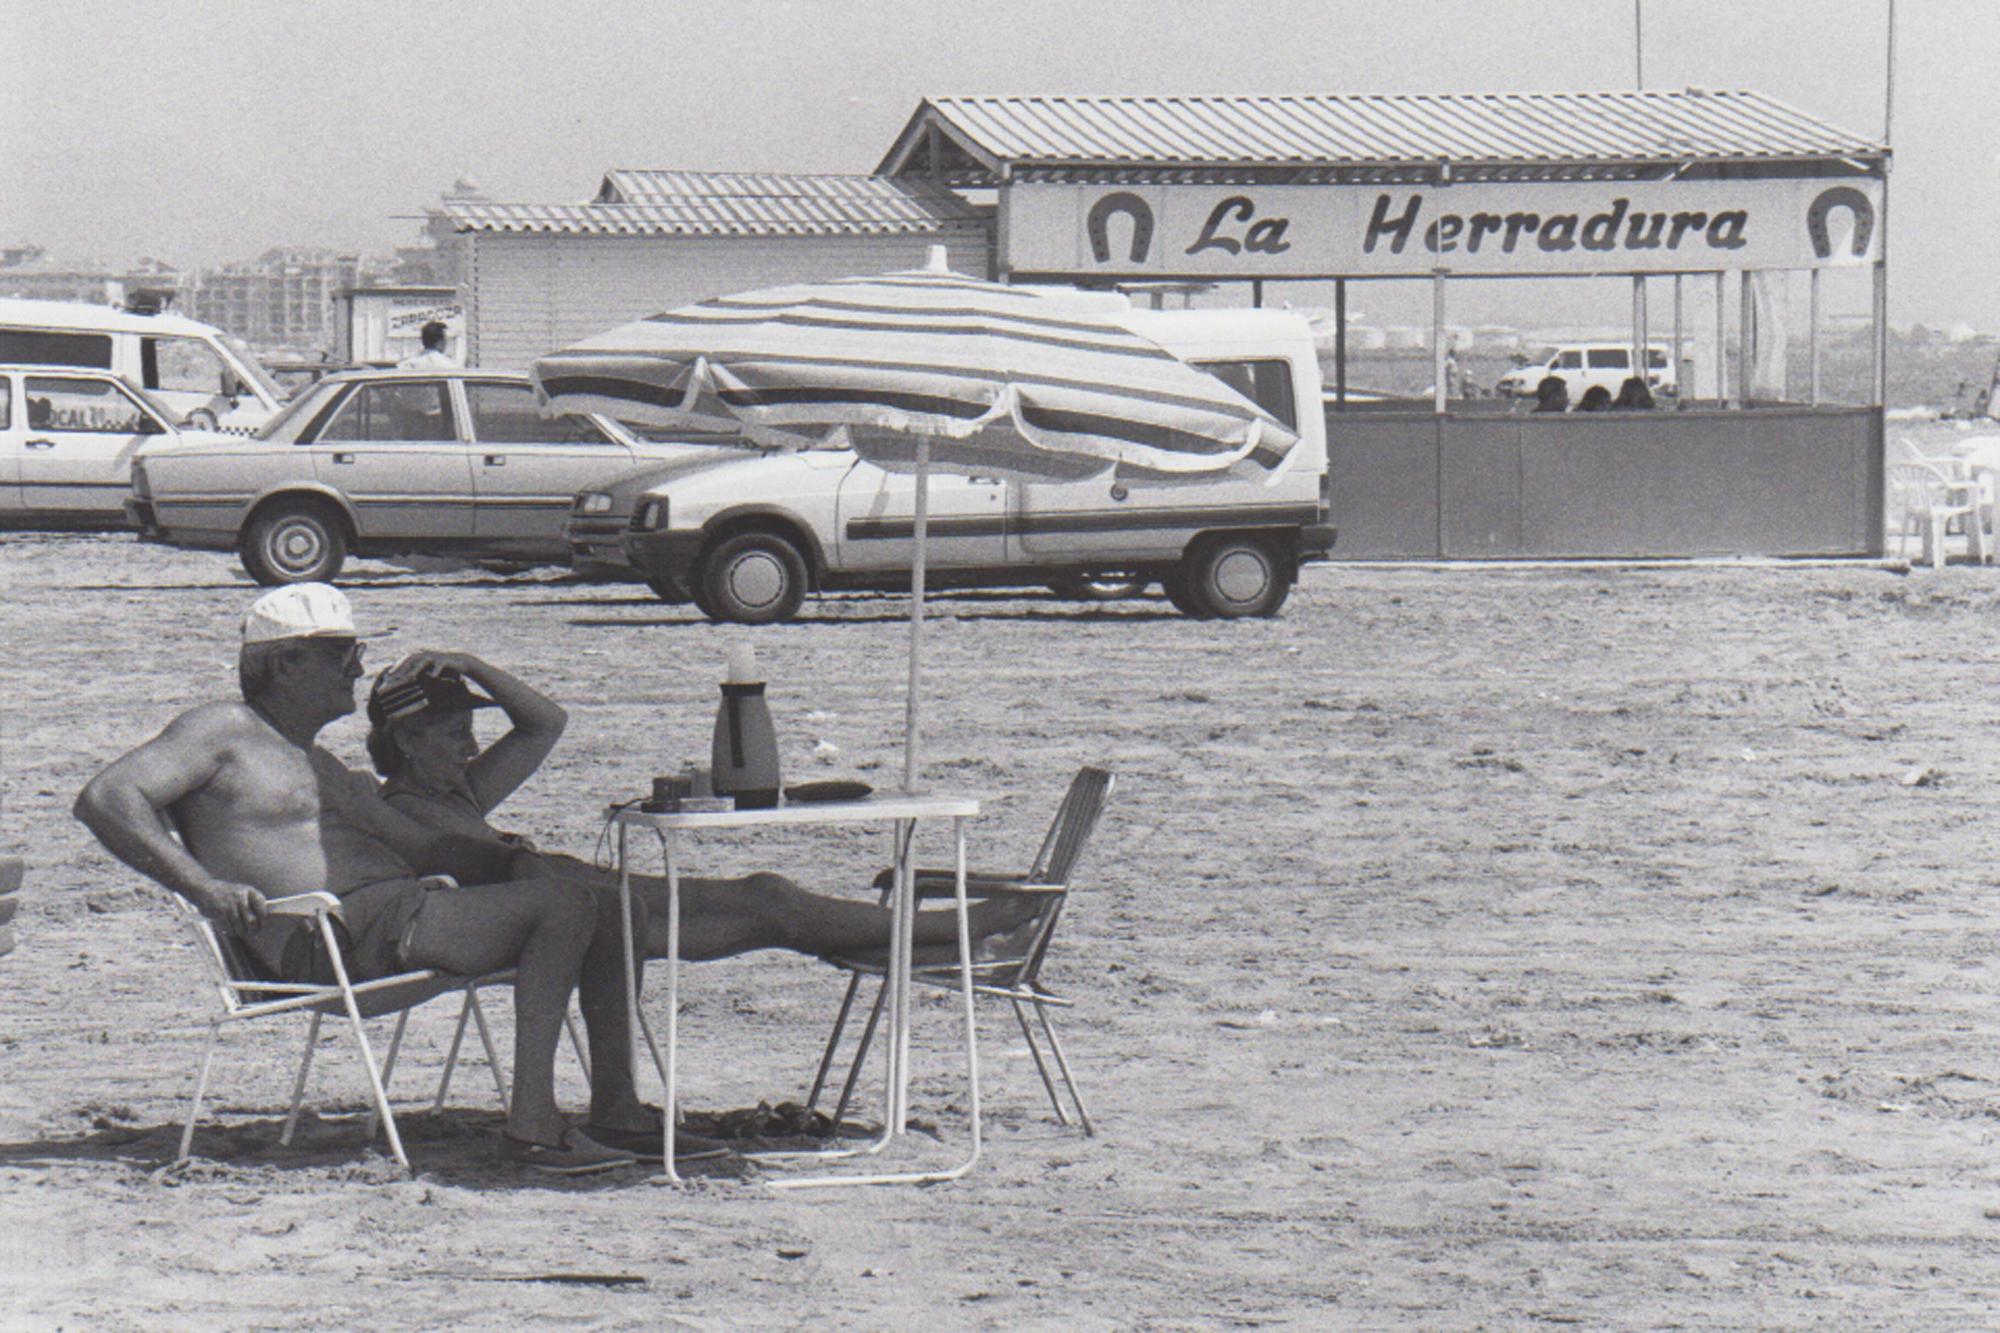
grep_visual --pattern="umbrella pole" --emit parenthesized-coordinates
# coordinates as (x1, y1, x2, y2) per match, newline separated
(903, 437, 930, 794)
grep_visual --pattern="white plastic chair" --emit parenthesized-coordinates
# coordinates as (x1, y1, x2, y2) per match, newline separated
(1888, 460, 1988, 569)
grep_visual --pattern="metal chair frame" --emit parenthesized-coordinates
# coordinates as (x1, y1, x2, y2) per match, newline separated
(0, 854, 20, 960)
(805, 767, 1114, 1136)
(171, 889, 585, 1169)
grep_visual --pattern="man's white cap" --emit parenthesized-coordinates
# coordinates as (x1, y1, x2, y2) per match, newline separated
(241, 583, 388, 643)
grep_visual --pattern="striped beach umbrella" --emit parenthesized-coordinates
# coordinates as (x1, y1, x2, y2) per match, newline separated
(532, 251, 1299, 788)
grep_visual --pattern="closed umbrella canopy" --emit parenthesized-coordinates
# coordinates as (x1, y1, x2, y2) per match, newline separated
(531, 255, 1300, 788)
(532, 263, 1297, 481)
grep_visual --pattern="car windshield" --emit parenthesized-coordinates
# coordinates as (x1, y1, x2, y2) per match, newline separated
(219, 334, 287, 403)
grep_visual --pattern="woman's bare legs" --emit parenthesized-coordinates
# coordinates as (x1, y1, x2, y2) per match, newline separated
(538, 856, 1036, 1135)
(542, 855, 1035, 961)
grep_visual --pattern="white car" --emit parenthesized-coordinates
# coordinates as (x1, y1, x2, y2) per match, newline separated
(0, 364, 185, 529)
(129, 368, 721, 584)
(1497, 343, 1678, 400)
(611, 309, 1337, 623)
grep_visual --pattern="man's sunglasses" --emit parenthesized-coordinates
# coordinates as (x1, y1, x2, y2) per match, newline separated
(291, 638, 366, 669)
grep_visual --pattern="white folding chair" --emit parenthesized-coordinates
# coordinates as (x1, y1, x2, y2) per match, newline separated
(806, 767, 1115, 1136)
(0, 855, 20, 960)
(170, 888, 584, 1169)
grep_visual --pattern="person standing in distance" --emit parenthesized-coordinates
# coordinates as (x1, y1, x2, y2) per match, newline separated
(398, 321, 458, 369)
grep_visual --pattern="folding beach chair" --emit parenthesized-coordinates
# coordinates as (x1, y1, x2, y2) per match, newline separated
(169, 886, 583, 1169)
(0, 855, 20, 960)
(805, 766, 1114, 1136)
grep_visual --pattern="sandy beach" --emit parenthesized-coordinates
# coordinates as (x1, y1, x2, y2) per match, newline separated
(6, 526, 2000, 1329)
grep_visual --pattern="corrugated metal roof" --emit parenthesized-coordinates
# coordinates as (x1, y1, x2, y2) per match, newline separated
(879, 92, 1887, 177)
(446, 171, 984, 237)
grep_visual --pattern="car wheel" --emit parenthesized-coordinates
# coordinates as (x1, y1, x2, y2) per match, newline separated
(700, 531, 808, 624)
(645, 574, 691, 605)
(1162, 571, 1210, 619)
(687, 575, 720, 620)
(1048, 572, 1151, 601)
(1180, 534, 1291, 619)
(242, 500, 348, 586)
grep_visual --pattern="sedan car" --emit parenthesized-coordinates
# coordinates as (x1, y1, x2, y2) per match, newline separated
(128, 368, 723, 584)
(0, 364, 186, 530)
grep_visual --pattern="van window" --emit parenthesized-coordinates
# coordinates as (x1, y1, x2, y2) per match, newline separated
(1646, 349, 1668, 369)
(25, 375, 160, 434)
(0, 329, 113, 369)
(1587, 349, 1630, 369)
(1556, 350, 1583, 369)
(466, 381, 609, 444)
(311, 381, 456, 443)
(1194, 358, 1297, 430)
(0, 379, 9, 429)
(143, 335, 239, 397)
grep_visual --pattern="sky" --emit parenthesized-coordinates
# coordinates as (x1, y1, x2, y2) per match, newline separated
(4, 0, 1994, 326)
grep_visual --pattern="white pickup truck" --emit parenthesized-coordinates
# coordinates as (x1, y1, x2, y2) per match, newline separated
(590, 307, 1334, 623)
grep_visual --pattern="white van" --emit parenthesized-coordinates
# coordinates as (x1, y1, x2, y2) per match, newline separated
(0, 298, 286, 434)
(609, 307, 1334, 622)
(1496, 342, 1678, 401)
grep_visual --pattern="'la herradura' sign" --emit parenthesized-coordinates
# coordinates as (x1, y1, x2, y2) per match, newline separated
(1004, 179, 1881, 278)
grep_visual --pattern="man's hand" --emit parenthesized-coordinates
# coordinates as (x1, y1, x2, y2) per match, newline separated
(198, 882, 268, 936)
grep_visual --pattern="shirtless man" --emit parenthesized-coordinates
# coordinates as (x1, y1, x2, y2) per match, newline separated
(362, 650, 1038, 963)
(73, 583, 668, 1175)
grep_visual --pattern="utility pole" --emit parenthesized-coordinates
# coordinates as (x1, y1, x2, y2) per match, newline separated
(1634, 1, 1644, 89)
(1873, 0, 1895, 409)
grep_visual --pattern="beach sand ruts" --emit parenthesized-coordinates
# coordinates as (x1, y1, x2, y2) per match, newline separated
(5, 531, 2000, 1327)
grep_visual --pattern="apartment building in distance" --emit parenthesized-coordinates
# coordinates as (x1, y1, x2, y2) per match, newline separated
(178, 247, 360, 351)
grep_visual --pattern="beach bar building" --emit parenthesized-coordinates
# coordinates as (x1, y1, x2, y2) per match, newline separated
(445, 171, 991, 372)
(877, 93, 1891, 558)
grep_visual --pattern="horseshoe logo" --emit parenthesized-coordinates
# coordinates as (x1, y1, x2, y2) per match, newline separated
(1087, 192, 1154, 264)
(1806, 185, 1875, 260)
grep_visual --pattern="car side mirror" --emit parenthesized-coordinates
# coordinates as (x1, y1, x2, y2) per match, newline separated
(138, 416, 168, 436)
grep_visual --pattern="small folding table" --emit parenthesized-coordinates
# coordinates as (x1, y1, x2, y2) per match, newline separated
(609, 794, 982, 1187)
